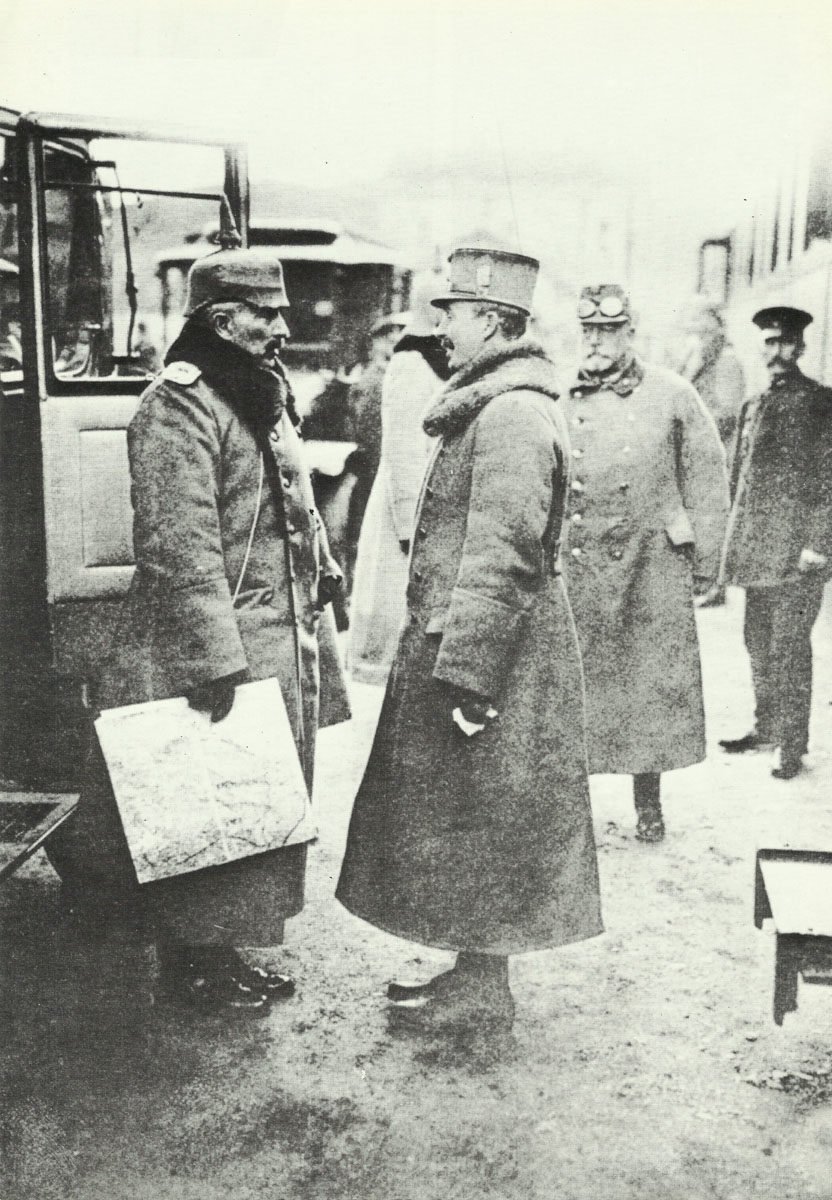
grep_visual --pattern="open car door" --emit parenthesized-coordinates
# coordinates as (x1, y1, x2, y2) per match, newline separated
(0, 113, 248, 786)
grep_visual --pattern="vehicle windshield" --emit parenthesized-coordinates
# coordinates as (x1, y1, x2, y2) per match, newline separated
(41, 137, 232, 381)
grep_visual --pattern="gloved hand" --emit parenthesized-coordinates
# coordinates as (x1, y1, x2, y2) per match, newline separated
(187, 675, 238, 723)
(446, 686, 497, 736)
(315, 570, 343, 611)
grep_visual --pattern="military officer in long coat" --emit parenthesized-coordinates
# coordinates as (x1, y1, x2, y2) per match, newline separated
(719, 306, 832, 779)
(48, 249, 350, 1014)
(337, 248, 603, 1034)
(562, 285, 729, 842)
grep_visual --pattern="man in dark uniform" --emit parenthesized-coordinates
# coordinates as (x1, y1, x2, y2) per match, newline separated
(720, 306, 832, 779)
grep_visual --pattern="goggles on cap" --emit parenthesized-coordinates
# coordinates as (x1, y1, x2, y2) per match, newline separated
(577, 295, 627, 320)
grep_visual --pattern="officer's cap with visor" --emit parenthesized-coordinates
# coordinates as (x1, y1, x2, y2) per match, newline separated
(431, 247, 540, 316)
(577, 283, 631, 325)
(752, 306, 813, 338)
(184, 249, 290, 317)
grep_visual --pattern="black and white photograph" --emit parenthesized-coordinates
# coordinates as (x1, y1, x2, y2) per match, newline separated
(2, 1, 832, 1196)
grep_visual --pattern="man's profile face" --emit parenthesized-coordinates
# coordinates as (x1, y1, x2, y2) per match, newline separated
(436, 302, 489, 371)
(580, 321, 632, 372)
(759, 326, 802, 378)
(216, 303, 290, 367)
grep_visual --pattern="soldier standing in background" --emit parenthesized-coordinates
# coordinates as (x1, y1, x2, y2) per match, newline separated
(720, 307, 832, 779)
(673, 296, 746, 606)
(563, 285, 729, 842)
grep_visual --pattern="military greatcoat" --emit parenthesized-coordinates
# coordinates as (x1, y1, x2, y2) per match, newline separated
(562, 360, 729, 775)
(49, 323, 350, 945)
(337, 339, 603, 955)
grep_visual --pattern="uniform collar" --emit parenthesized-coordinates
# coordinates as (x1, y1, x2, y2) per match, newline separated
(571, 355, 644, 399)
(164, 320, 299, 432)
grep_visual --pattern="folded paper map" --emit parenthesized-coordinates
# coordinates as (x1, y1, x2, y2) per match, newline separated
(95, 678, 316, 885)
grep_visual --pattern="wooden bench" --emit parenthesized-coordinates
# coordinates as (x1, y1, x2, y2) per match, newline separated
(754, 848, 832, 1024)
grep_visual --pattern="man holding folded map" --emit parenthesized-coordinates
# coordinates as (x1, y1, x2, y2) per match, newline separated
(48, 249, 350, 1015)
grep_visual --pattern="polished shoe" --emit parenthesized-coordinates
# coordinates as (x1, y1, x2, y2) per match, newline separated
(162, 966, 271, 1015)
(771, 752, 803, 781)
(387, 967, 457, 1005)
(719, 731, 774, 754)
(635, 810, 665, 843)
(391, 982, 515, 1034)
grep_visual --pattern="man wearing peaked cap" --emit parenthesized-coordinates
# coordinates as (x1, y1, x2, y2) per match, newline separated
(720, 304, 832, 779)
(48, 248, 350, 1014)
(561, 283, 729, 842)
(338, 246, 602, 1034)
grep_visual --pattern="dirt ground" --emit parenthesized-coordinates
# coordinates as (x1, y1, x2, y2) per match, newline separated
(3, 589, 832, 1200)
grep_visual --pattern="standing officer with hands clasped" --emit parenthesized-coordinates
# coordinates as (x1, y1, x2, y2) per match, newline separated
(720, 306, 832, 779)
(49, 249, 350, 1015)
(337, 247, 602, 1035)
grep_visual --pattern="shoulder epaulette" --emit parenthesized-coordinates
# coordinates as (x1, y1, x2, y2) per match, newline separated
(162, 361, 202, 386)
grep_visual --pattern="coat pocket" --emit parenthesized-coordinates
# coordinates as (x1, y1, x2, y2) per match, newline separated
(664, 509, 696, 548)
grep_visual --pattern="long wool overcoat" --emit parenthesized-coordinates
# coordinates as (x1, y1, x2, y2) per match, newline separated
(562, 360, 729, 775)
(336, 339, 603, 956)
(348, 340, 447, 684)
(50, 325, 350, 945)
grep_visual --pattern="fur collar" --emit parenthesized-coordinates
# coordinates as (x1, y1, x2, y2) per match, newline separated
(164, 320, 300, 434)
(423, 338, 560, 437)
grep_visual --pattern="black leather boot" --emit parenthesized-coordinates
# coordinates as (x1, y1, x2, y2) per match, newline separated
(633, 773, 665, 843)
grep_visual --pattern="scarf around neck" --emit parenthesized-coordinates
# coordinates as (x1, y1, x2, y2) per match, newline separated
(164, 319, 300, 435)
(570, 354, 645, 399)
(422, 337, 560, 438)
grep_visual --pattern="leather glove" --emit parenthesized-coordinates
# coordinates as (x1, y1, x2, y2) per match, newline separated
(399, 539, 410, 556)
(315, 570, 343, 611)
(187, 675, 238, 723)
(446, 686, 497, 736)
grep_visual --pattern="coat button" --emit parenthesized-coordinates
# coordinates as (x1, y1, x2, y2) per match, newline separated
(611, 549, 623, 560)
(572, 416, 584, 427)
(413, 570, 423, 582)
(417, 526, 427, 538)
(425, 486, 434, 498)
(571, 513, 583, 524)
(571, 547, 583, 558)
(619, 482, 630, 492)
(573, 448, 583, 459)
(571, 479, 584, 492)
(269, 430, 280, 444)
